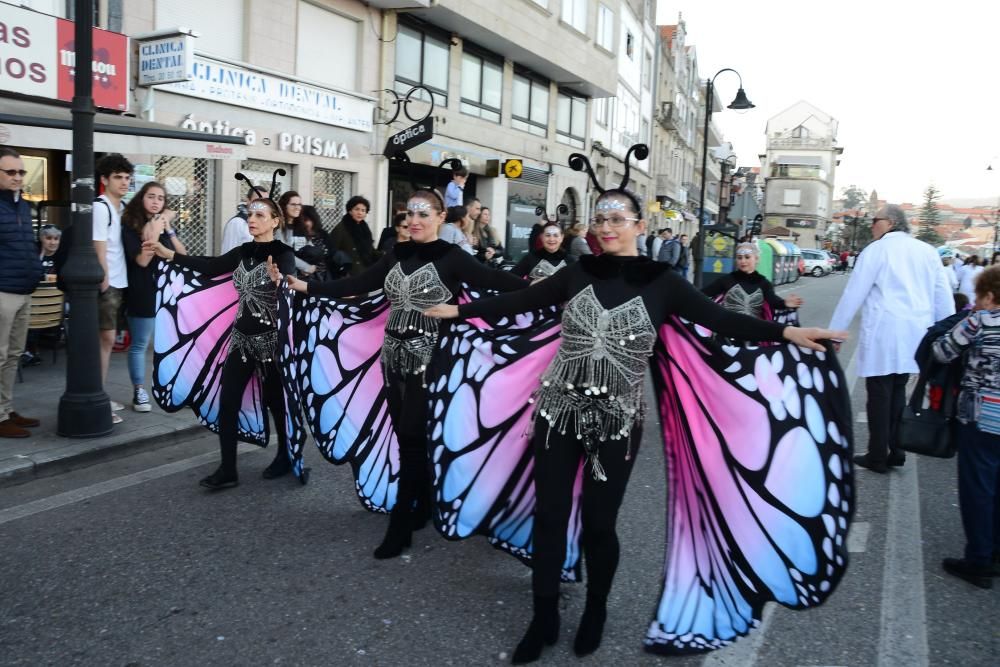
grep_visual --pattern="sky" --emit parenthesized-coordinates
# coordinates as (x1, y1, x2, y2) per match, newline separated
(655, 1, 1000, 207)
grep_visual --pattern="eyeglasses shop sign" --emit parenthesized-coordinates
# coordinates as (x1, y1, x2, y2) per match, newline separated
(180, 115, 350, 159)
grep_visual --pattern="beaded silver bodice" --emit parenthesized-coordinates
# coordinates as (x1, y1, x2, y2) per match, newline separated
(529, 259, 567, 281)
(533, 286, 656, 477)
(381, 262, 453, 374)
(722, 282, 764, 319)
(229, 260, 280, 366)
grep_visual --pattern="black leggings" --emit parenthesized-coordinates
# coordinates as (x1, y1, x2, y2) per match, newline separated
(384, 367, 431, 512)
(532, 426, 640, 599)
(217, 351, 288, 474)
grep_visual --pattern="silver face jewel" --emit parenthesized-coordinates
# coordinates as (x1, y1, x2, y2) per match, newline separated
(248, 201, 270, 212)
(407, 200, 433, 213)
(595, 198, 628, 213)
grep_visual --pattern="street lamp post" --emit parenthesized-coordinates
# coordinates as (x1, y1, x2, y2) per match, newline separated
(694, 69, 754, 287)
(57, 0, 112, 437)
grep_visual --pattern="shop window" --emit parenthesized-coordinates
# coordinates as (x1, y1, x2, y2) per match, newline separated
(312, 168, 354, 231)
(238, 158, 292, 205)
(297, 3, 358, 91)
(556, 91, 587, 148)
(156, 0, 244, 61)
(460, 50, 503, 123)
(395, 23, 450, 107)
(512, 71, 549, 137)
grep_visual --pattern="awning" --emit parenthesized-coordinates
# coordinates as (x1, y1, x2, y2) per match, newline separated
(0, 97, 247, 160)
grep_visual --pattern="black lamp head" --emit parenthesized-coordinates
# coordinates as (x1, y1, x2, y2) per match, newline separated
(728, 87, 755, 110)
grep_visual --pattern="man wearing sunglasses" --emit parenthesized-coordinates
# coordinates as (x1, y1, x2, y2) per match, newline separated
(0, 147, 44, 438)
(829, 204, 954, 472)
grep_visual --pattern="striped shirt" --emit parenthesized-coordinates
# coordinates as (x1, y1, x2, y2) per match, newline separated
(933, 307, 1000, 423)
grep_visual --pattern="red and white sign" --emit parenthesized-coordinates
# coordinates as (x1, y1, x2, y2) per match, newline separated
(0, 4, 129, 111)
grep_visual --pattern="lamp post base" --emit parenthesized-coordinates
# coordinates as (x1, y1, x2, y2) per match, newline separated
(57, 392, 113, 438)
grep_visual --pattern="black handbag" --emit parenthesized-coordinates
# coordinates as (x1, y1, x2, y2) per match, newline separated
(898, 375, 957, 458)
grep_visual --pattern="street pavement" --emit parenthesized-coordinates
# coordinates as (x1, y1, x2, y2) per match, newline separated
(0, 272, 996, 666)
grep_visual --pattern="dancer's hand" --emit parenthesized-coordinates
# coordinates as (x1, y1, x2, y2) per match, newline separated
(783, 327, 848, 352)
(785, 294, 804, 308)
(266, 255, 282, 284)
(284, 274, 309, 294)
(423, 304, 459, 319)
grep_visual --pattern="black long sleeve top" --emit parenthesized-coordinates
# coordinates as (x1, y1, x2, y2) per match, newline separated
(459, 254, 788, 343)
(511, 248, 575, 280)
(309, 238, 527, 375)
(310, 239, 526, 302)
(702, 270, 788, 311)
(172, 239, 295, 337)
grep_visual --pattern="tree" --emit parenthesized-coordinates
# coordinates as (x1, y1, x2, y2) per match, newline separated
(840, 185, 868, 211)
(916, 185, 944, 245)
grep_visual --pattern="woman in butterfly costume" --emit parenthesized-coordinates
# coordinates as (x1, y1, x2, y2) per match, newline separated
(703, 241, 803, 321)
(146, 171, 300, 489)
(511, 210, 575, 282)
(425, 145, 854, 663)
(276, 187, 527, 559)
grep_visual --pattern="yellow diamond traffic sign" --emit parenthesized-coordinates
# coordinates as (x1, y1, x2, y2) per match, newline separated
(712, 236, 727, 252)
(504, 159, 523, 179)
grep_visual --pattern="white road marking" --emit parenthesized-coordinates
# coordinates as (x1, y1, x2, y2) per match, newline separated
(0, 445, 256, 527)
(701, 604, 776, 667)
(856, 413, 868, 423)
(847, 522, 871, 553)
(877, 461, 929, 667)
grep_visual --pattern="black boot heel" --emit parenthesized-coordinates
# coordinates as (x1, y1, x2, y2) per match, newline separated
(572, 595, 607, 657)
(511, 595, 559, 664)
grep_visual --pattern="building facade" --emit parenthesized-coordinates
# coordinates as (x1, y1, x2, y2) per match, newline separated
(650, 19, 699, 237)
(589, 0, 655, 223)
(762, 101, 842, 249)
(377, 0, 618, 257)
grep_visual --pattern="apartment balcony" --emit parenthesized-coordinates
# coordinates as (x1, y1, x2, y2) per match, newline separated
(655, 102, 677, 131)
(656, 173, 679, 198)
(368, 0, 431, 7)
(767, 136, 835, 150)
(407, 0, 617, 97)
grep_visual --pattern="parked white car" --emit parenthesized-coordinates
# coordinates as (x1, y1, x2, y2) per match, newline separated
(800, 249, 833, 276)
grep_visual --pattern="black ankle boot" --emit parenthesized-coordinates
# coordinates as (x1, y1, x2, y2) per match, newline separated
(511, 595, 559, 664)
(373, 505, 413, 559)
(199, 467, 238, 490)
(573, 594, 608, 657)
(262, 450, 292, 479)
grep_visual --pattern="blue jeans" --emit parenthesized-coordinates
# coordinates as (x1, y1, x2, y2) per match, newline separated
(955, 421, 1000, 565)
(127, 316, 155, 387)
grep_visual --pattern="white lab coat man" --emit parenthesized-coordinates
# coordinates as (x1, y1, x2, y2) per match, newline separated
(828, 206, 954, 473)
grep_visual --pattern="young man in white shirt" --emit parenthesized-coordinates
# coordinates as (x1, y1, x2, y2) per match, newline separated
(93, 154, 133, 423)
(221, 185, 266, 253)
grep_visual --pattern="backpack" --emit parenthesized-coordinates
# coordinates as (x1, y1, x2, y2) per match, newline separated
(913, 310, 969, 416)
(54, 198, 114, 292)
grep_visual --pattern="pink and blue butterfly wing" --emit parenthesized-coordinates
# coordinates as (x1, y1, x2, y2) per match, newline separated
(429, 303, 585, 580)
(277, 290, 309, 481)
(290, 291, 398, 511)
(152, 263, 267, 446)
(644, 318, 854, 654)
